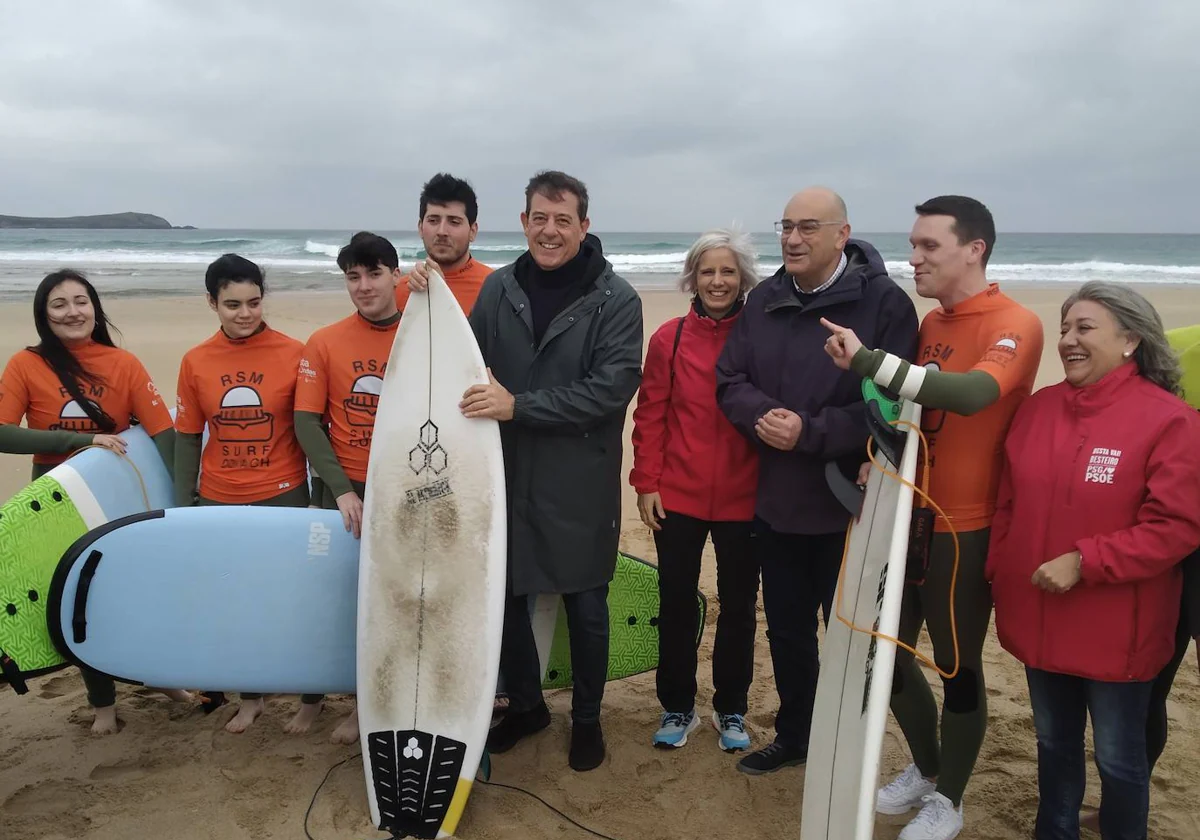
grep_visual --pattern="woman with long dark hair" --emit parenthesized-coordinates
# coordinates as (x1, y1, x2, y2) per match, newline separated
(0, 269, 184, 734)
(174, 254, 313, 734)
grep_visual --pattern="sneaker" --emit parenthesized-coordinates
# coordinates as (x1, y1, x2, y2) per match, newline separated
(877, 763, 937, 815)
(735, 740, 806, 775)
(653, 710, 701, 748)
(485, 701, 550, 754)
(898, 793, 963, 840)
(711, 712, 751, 752)
(569, 720, 605, 771)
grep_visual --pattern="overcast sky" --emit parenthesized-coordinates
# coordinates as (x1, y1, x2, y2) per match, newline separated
(1, 1, 1196, 233)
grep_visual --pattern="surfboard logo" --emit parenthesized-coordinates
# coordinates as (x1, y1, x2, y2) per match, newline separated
(307, 521, 332, 557)
(49, 399, 102, 434)
(345, 375, 383, 427)
(409, 421, 448, 476)
(211, 385, 274, 443)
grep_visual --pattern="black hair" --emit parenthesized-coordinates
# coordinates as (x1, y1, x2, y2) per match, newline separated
(336, 231, 400, 273)
(525, 170, 589, 220)
(420, 173, 479, 225)
(27, 270, 119, 433)
(204, 253, 266, 299)
(915, 195, 996, 268)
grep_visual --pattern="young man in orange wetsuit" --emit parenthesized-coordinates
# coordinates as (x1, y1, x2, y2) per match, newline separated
(823, 196, 1043, 840)
(294, 231, 403, 745)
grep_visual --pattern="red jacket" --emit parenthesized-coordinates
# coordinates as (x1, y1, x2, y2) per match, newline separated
(630, 303, 758, 522)
(985, 363, 1200, 682)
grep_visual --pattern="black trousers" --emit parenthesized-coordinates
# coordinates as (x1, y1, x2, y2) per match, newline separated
(1146, 546, 1200, 773)
(500, 585, 609, 725)
(753, 519, 845, 752)
(652, 511, 758, 716)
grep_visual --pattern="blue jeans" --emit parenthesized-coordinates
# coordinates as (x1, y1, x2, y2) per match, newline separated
(1025, 667, 1153, 840)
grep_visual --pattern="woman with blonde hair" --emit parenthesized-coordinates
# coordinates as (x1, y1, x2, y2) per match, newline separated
(630, 228, 762, 752)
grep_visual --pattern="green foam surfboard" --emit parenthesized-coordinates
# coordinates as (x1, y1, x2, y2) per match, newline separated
(0, 477, 90, 685)
(541, 552, 707, 689)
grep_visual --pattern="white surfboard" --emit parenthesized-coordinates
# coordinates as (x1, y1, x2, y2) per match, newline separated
(800, 400, 922, 840)
(356, 268, 507, 839)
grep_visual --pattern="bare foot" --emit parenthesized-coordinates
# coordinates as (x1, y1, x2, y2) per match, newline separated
(156, 688, 194, 703)
(91, 705, 119, 736)
(224, 697, 265, 734)
(283, 700, 323, 735)
(330, 707, 359, 745)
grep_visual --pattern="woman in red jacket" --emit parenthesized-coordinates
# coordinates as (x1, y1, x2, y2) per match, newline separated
(986, 281, 1200, 840)
(630, 228, 761, 752)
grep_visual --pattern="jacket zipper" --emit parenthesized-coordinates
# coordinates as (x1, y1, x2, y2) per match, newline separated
(709, 320, 720, 521)
(1064, 405, 1086, 508)
(1127, 585, 1140, 679)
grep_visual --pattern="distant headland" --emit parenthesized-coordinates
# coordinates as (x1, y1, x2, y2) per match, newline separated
(0, 212, 195, 230)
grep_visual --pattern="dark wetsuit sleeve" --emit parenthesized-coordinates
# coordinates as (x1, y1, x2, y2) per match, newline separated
(851, 348, 1000, 416)
(294, 410, 353, 500)
(150, 427, 176, 482)
(0, 424, 92, 455)
(174, 432, 202, 507)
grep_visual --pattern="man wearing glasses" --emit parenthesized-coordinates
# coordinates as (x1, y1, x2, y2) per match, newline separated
(715, 186, 918, 774)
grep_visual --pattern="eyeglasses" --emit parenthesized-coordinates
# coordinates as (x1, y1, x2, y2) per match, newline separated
(774, 219, 844, 237)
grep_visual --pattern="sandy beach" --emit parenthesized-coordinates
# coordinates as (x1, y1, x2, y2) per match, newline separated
(2, 282, 1199, 840)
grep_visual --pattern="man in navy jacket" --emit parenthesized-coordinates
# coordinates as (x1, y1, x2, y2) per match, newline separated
(716, 186, 918, 774)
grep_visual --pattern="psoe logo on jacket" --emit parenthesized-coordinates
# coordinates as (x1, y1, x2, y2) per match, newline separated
(1084, 446, 1122, 484)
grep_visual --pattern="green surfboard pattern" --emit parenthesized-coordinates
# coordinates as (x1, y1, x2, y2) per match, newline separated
(541, 552, 707, 689)
(0, 477, 89, 684)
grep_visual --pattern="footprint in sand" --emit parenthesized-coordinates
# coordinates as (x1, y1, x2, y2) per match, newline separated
(88, 758, 145, 782)
(37, 673, 77, 700)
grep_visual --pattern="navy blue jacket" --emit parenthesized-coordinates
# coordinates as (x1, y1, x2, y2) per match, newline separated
(715, 239, 918, 534)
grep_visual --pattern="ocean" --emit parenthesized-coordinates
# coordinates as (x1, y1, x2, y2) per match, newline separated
(1, 229, 1198, 299)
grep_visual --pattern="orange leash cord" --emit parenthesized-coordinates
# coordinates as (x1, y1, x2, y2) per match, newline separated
(832, 419, 962, 681)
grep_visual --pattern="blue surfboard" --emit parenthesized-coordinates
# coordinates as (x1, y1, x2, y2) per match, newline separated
(48, 506, 702, 695)
(49, 505, 359, 695)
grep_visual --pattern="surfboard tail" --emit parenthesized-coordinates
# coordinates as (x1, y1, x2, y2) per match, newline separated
(367, 728, 468, 839)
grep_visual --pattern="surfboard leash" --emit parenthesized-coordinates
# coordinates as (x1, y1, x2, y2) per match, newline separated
(73, 443, 153, 512)
(304, 752, 626, 840)
(834, 419, 963, 682)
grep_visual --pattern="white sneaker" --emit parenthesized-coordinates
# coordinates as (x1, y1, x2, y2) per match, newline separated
(876, 763, 937, 815)
(898, 793, 963, 840)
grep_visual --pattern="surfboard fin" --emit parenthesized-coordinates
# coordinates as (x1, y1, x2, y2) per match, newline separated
(825, 461, 864, 517)
(866, 400, 906, 469)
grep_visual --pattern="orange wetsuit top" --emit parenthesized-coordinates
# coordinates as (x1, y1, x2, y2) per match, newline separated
(0, 341, 173, 466)
(396, 256, 493, 316)
(175, 324, 308, 503)
(294, 312, 398, 485)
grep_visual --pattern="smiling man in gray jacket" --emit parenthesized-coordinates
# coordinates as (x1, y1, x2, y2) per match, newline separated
(444, 170, 644, 771)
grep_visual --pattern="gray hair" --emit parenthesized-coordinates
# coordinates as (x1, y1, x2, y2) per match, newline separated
(1061, 281, 1182, 395)
(678, 227, 760, 297)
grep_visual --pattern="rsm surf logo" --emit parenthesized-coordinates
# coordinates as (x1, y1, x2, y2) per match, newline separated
(307, 520, 331, 558)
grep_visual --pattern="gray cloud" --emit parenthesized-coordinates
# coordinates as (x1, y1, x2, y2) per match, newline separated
(1, 0, 1197, 232)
